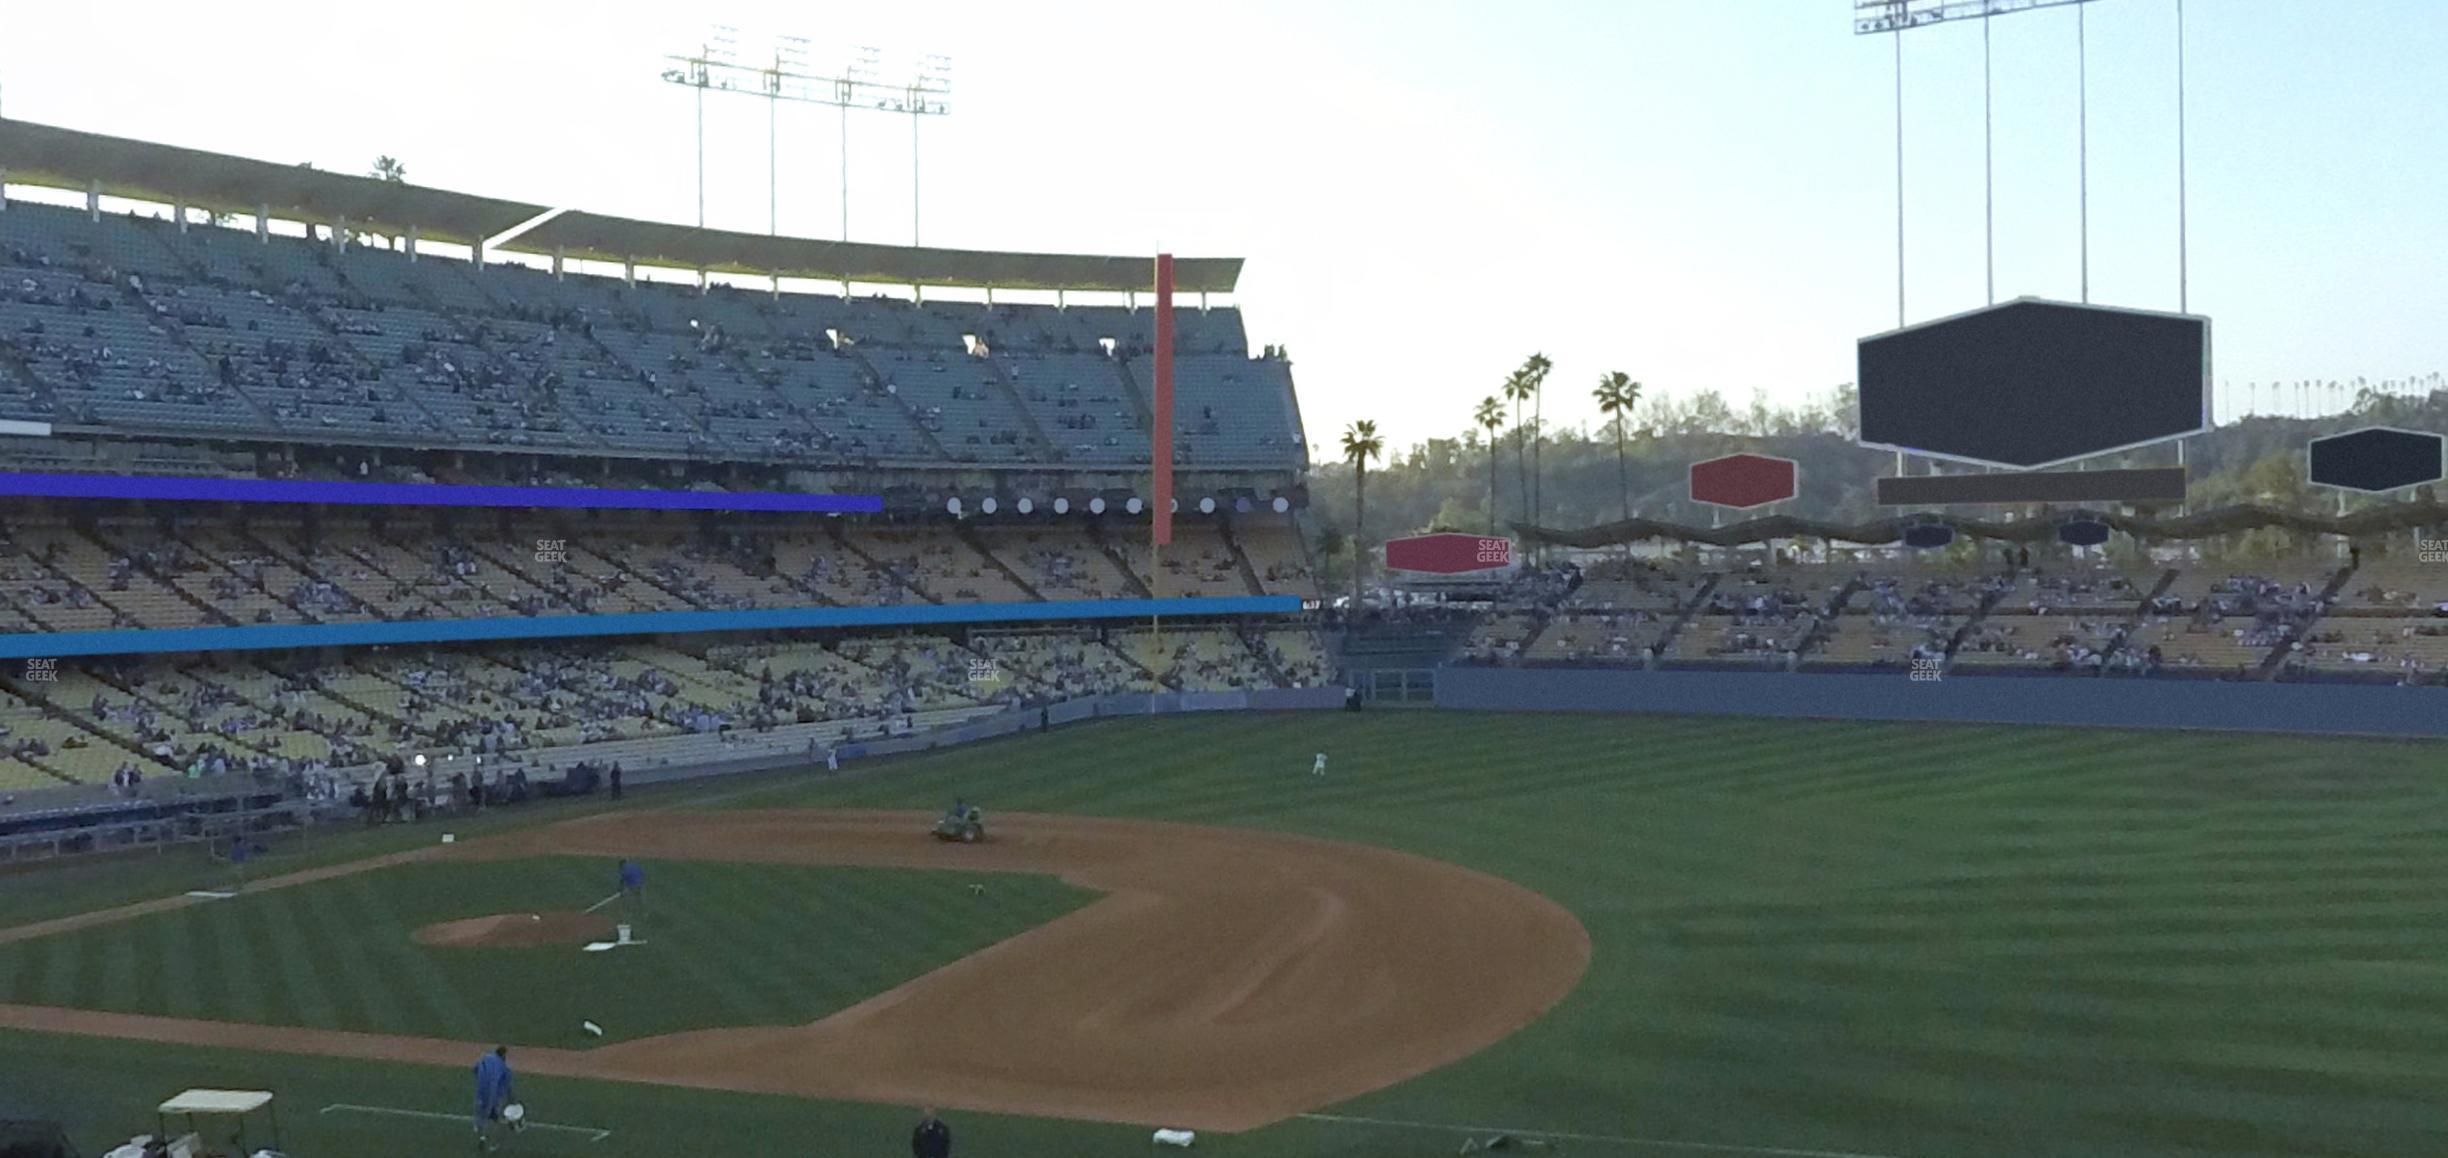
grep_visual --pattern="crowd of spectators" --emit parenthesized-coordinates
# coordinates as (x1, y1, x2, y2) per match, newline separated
(0, 516, 1313, 631)
(1444, 555, 2410, 679)
(0, 200, 1302, 470)
(0, 623, 1328, 792)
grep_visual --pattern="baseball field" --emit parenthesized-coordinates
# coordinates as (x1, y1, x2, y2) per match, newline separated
(5, 710, 2448, 1157)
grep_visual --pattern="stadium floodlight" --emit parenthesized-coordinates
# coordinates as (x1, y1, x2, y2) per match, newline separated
(1863, 0, 2193, 330)
(661, 32, 953, 246)
(1852, 0, 2093, 35)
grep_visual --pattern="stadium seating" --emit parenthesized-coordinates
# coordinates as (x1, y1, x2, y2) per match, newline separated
(0, 202, 1304, 471)
(0, 516, 1313, 631)
(0, 619, 1328, 788)
(1106, 524, 1251, 598)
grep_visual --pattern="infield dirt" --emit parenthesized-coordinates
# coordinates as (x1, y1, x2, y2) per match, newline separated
(0, 810, 1590, 1132)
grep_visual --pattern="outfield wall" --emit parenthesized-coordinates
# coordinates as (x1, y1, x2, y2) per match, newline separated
(1434, 667, 2448, 739)
(622, 686, 1350, 786)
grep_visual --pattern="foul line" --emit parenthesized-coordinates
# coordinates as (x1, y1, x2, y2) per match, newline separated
(1296, 1112, 1916, 1158)
(320, 1102, 612, 1143)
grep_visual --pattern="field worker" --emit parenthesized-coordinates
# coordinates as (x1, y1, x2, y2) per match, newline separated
(911, 1107, 952, 1158)
(1312, 751, 1328, 777)
(473, 1046, 514, 1151)
(618, 858, 646, 922)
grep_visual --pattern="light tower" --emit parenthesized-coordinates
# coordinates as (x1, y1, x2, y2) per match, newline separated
(1855, 0, 2105, 326)
(660, 32, 953, 247)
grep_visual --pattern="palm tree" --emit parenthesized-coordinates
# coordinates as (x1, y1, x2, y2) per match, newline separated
(1340, 419, 1384, 608)
(1521, 353, 1552, 538)
(1592, 372, 1644, 524)
(1473, 396, 1506, 535)
(1501, 369, 1535, 529)
(369, 155, 407, 183)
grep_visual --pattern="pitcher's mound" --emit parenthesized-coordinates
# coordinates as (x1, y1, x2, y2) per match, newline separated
(413, 911, 615, 949)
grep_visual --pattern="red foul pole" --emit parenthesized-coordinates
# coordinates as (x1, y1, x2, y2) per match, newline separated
(1152, 254, 1175, 547)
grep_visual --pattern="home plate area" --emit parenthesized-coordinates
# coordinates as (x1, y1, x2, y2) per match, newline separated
(581, 924, 645, 953)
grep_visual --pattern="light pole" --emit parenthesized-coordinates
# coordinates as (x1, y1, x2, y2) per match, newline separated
(845, 46, 880, 244)
(660, 37, 949, 246)
(911, 55, 954, 247)
(658, 27, 738, 230)
(1853, 0, 2104, 323)
(767, 36, 811, 237)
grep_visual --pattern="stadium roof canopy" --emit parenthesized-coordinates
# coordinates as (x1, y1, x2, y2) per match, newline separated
(0, 118, 543, 247)
(502, 211, 1242, 294)
(0, 117, 1241, 293)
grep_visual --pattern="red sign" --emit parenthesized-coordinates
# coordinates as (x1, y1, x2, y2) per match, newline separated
(1689, 453, 1799, 510)
(1384, 533, 1512, 574)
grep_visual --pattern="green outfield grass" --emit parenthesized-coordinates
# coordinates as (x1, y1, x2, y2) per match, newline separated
(0, 857, 1091, 1046)
(0, 772, 797, 932)
(7, 711, 2448, 1158)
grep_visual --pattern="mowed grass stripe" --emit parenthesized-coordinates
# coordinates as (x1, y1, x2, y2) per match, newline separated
(1807, 727, 2144, 806)
(805, 869, 963, 997)
(151, 906, 205, 1021)
(1645, 950, 2448, 1061)
(33, 920, 85, 1008)
(94, 921, 146, 1014)
(710, 861, 866, 1014)
(331, 871, 483, 1038)
(659, 861, 833, 1025)
(249, 888, 341, 1029)
(202, 891, 269, 1025)
(295, 868, 409, 1033)
(607, 901, 778, 1032)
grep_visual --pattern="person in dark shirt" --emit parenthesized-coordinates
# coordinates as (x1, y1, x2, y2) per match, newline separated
(911, 1107, 951, 1158)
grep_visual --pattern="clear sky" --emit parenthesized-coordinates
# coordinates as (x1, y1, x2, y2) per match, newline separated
(3, 1, 2442, 455)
